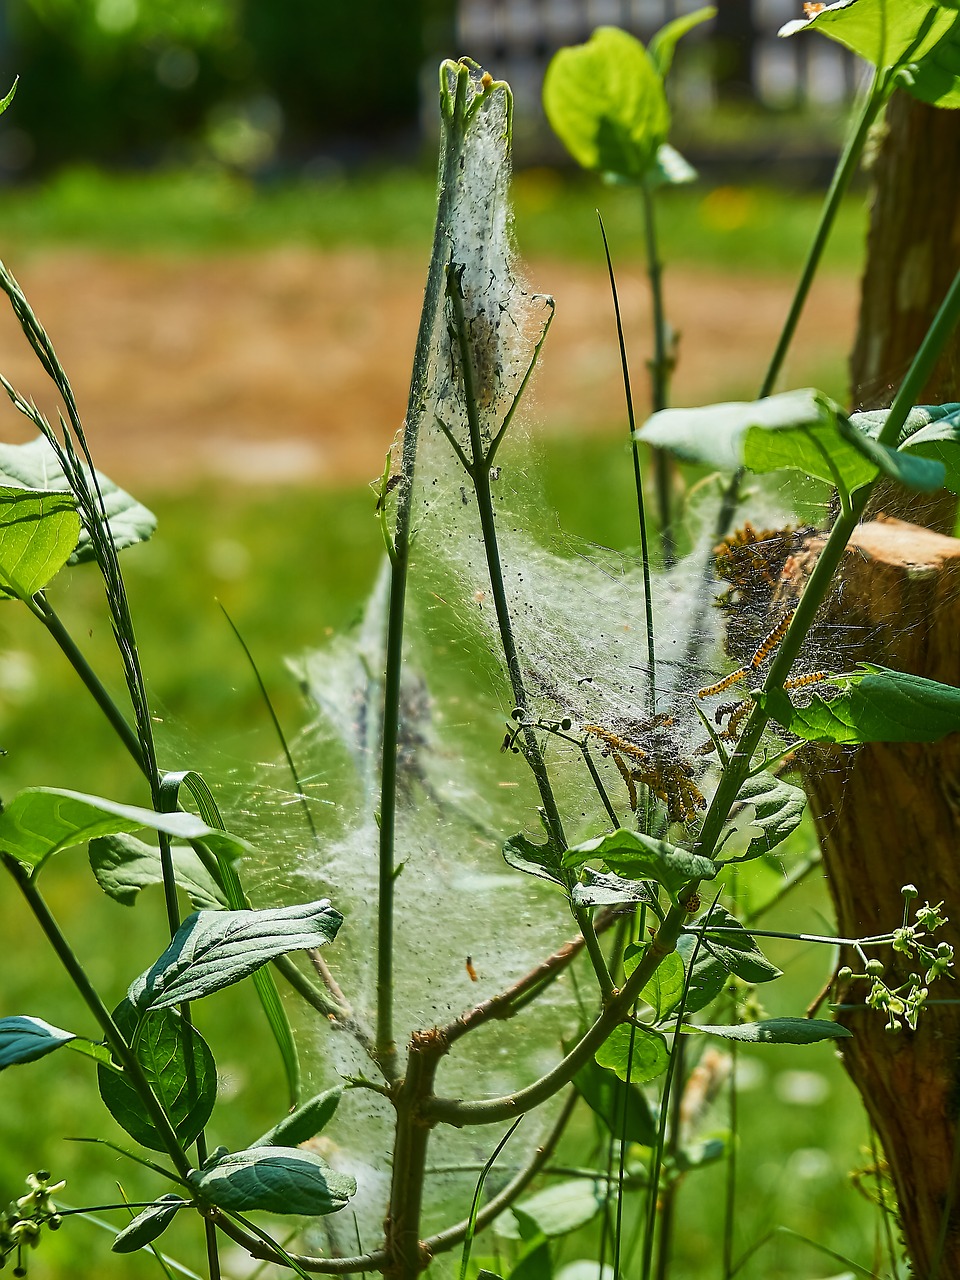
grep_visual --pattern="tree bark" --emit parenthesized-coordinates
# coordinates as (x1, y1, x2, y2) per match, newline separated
(851, 92, 960, 533)
(793, 517, 960, 1277)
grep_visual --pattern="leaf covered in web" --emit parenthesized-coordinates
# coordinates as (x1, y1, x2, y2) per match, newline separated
(564, 828, 716, 905)
(89, 833, 227, 910)
(780, 0, 960, 107)
(758, 663, 960, 744)
(496, 1178, 605, 1240)
(0, 436, 156, 562)
(503, 832, 566, 887)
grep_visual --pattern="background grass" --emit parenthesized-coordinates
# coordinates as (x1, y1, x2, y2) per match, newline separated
(0, 170, 886, 1278)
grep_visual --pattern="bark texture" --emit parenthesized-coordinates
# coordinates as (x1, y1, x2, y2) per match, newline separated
(793, 518, 960, 1277)
(851, 92, 960, 534)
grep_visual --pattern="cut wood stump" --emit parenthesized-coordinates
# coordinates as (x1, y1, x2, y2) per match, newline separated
(791, 516, 960, 1276)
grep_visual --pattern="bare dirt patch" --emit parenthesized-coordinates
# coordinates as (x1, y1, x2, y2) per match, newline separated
(0, 247, 857, 490)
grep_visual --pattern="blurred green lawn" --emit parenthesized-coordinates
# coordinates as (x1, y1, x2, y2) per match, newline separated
(0, 169, 883, 1279)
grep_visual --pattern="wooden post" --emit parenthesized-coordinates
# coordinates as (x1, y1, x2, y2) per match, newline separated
(793, 516, 960, 1276)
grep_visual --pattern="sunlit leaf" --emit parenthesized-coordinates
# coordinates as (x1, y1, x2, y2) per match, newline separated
(595, 1022, 669, 1083)
(625, 944, 685, 1020)
(693, 904, 782, 985)
(684, 1018, 851, 1044)
(648, 6, 716, 77)
(0, 1015, 75, 1069)
(758, 663, 960, 744)
(503, 833, 565, 886)
(0, 786, 246, 872)
(0, 436, 156, 561)
(0, 485, 80, 601)
(89, 833, 227, 910)
(98, 1003, 216, 1153)
(564, 828, 716, 905)
(251, 1087, 342, 1149)
(126, 901, 342, 1013)
(187, 1146, 355, 1216)
(543, 27, 670, 179)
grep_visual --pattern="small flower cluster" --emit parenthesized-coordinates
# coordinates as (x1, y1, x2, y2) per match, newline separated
(838, 887, 955, 1033)
(0, 1173, 64, 1275)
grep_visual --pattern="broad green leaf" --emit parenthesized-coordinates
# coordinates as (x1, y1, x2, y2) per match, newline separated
(742, 401, 876, 491)
(694, 904, 782, 985)
(0, 1015, 75, 1069)
(187, 1146, 356, 1215)
(685, 1018, 851, 1044)
(251, 1087, 342, 1148)
(112, 1195, 189, 1254)
(0, 436, 156, 562)
(573, 1054, 658, 1145)
(852, 402, 960, 492)
(648, 6, 716, 77)
(836, 414, 945, 491)
(595, 1022, 669, 1084)
(0, 485, 80, 601)
(639, 948, 685, 1020)
(509, 1233, 552, 1280)
(564, 828, 716, 905)
(543, 27, 670, 180)
(503, 833, 565, 887)
(126, 900, 342, 1014)
(721, 772, 806, 864)
(98, 1003, 216, 1153)
(758, 663, 960, 745)
(779, 0, 959, 85)
(89, 833, 227, 910)
(65, 1038, 115, 1069)
(0, 786, 246, 872)
(675, 932, 730, 1013)
(497, 1179, 604, 1240)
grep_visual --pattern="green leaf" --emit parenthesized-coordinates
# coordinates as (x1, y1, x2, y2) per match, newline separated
(758, 663, 960, 745)
(595, 1022, 669, 1084)
(638, 948, 685, 1020)
(497, 1179, 605, 1240)
(0, 78, 18, 117)
(722, 772, 806, 864)
(836, 413, 945, 491)
(508, 1234, 552, 1280)
(0, 437, 156, 562)
(65, 1038, 116, 1070)
(564, 828, 716, 905)
(695, 904, 782, 985)
(685, 1018, 851, 1044)
(126, 900, 342, 1014)
(502, 833, 565, 887)
(0, 485, 80, 601)
(648, 6, 716, 77)
(98, 1003, 216, 1153)
(573, 1054, 658, 1145)
(112, 1195, 189, 1253)
(89, 833, 227, 910)
(187, 1146, 356, 1216)
(675, 933, 730, 1014)
(570, 869, 657, 911)
(852, 402, 960, 492)
(0, 786, 247, 873)
(0, 1015, 75, 1069)
(251, 1087, 342, 1148)
(780, 0, 960, 107)
(543, 27, 670, 180)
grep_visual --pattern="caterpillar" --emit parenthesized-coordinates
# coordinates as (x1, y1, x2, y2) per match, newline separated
(697, 669, 747, 699)
(749, 609, 796, 670)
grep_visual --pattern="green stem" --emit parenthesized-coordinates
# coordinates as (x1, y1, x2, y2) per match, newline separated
(3, 855, 192, 1181)
(640, 180, 675, 566)
(758, 64, 886, 400)
(375, 63, 471, 1074)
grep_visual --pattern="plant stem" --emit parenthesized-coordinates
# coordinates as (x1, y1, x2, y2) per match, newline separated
(758, 65, 886, 401)
(375, 63, 471, 1074)
(640, 179, 675, 566)
(3, 854, 192, 1181)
